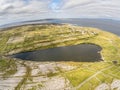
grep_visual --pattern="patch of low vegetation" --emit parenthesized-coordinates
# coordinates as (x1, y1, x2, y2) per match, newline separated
(0, 57, 17, 78)
(65, 68, 95, 87)
(46, 72, 58, 77)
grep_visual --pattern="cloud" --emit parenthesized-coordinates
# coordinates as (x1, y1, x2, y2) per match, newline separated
(0, 0, 120, 26)
(0, 0, 51, 15)
(62, 0, 96, 9)
(61, 0, 120, 18)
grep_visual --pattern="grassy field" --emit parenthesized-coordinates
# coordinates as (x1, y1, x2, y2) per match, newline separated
(0, 24, 120, 90)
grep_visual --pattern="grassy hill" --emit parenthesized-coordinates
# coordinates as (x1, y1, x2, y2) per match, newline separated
(0, 24, 120, 90)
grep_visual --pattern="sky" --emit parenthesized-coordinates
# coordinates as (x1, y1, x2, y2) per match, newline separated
(0, 0, 120, 26)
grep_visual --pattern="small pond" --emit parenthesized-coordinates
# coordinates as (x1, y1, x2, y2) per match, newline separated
(11, 44, 103, 62)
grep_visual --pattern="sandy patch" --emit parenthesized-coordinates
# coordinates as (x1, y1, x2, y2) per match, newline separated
(95, 83, 109, 90)
(7, 36, 24, 44)
(111, 80, 120, 89)
(40, 76, 72, 90)
(95, 79, 120, 90)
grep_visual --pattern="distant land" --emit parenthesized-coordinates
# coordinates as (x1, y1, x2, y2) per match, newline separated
(1, 18, 120, 36)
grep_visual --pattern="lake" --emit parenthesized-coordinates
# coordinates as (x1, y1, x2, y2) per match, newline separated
(11, 44, 102, 62)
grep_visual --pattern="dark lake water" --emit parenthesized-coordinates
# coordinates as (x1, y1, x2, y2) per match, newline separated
(12, 44, 102, 62)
